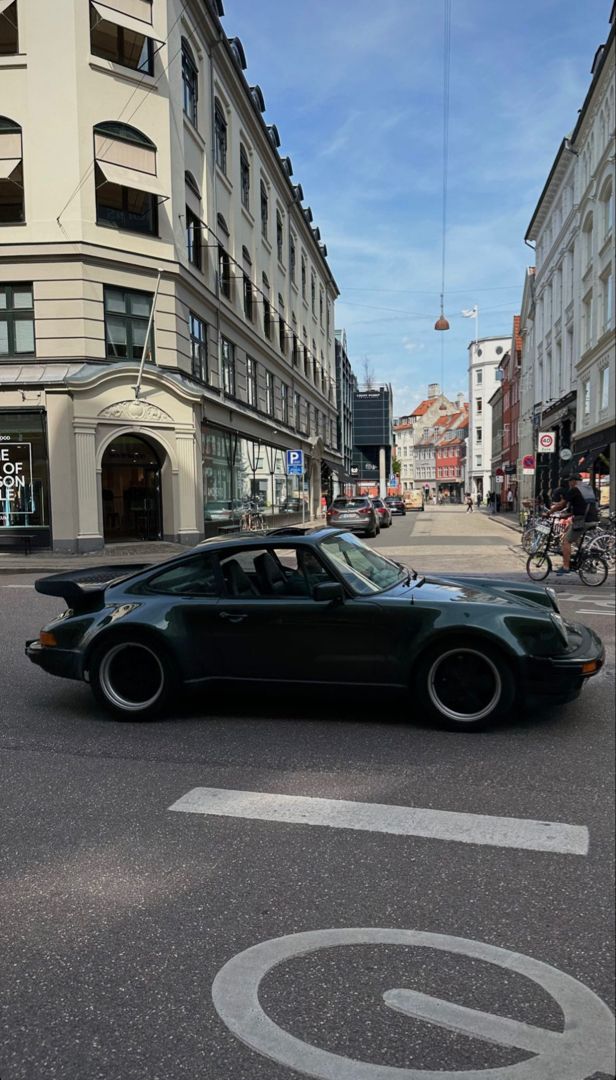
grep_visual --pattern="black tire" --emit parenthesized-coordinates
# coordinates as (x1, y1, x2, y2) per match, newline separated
(365, 525, 378, 538)
(526, 553, 552, 581)
(414, 639, 515, 731)
(89, 635, 176, 720)
(577, 554, 608, 587)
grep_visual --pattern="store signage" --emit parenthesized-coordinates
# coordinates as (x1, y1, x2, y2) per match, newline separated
(0, 442, 32, 505)
(538, 431, 556, 453)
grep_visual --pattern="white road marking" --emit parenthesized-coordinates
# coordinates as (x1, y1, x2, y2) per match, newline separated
(575, 609, 614, 616)
(0, 584, 35, 588)
(169, 787, 588, 855)
(212, 927, 616, 1080)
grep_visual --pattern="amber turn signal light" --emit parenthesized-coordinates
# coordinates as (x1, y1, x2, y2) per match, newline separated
(39, 631, 58, 647)
(581, 660, 598, 674)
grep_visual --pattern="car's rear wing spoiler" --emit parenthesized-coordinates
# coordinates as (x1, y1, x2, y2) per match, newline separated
(35, 564, 149, 609)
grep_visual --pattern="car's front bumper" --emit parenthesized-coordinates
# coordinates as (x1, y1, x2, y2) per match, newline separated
(25, 639, 83, 681)
(523, 621, 605, 701)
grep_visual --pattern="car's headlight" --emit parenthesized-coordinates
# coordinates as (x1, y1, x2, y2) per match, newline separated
(550, 612, 569, 645)
(545, 586, 560, 612)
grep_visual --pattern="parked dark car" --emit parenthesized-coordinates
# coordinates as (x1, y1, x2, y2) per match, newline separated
(26, 528, 604, 730)
(371, 497, 393, 528)
(326, 497, 380, 537)
(385, 496, 406, 516)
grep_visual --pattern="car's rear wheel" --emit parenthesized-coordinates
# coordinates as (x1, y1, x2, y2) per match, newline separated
(89, 637, 175, 720)
(415, 641, 515, 730)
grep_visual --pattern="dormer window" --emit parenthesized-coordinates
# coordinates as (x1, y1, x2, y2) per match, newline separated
(90, 2, 156, 75)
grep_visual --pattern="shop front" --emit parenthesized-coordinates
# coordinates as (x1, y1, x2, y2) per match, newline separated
(571, 422, 614, 507)
(0, 409, 51, 549)
(201, 422, 310, 536)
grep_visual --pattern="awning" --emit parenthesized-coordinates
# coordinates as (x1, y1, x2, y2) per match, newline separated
(96, 159, 168, 200)
(91, 1, 163, 44)
(0, 158, 20, 180)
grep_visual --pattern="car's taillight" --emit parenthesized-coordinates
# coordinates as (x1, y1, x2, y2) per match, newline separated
(359, 507, 371, 515)
(329, 507, 339, 516)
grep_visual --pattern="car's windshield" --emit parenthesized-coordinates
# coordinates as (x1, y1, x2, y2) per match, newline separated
(321, 532, 406, 594)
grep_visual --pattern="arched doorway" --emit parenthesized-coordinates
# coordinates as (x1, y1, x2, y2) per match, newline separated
(101, 434, 162, 541)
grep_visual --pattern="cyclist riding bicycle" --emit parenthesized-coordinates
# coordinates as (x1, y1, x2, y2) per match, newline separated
(550, 473, 599, 576)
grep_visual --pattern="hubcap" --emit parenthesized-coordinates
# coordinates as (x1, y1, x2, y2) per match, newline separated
(428, 647, 502, 722)
(99, 642, 164, 711)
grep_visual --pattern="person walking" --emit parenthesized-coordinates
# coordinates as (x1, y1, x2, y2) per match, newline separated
(486, 491, 494, 514)
(465, 492, 473, 513)
(476, 492, 483, 509)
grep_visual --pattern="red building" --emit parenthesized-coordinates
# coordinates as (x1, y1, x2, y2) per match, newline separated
(435, 407, 469, 503)
(500, 316, 522, 507)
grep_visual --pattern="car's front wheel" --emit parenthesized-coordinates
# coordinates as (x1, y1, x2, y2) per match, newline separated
(414, 641, 515, 730)
(89, 636, 176, 720)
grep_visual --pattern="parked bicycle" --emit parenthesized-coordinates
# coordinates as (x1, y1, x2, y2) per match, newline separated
(240, 500, 265, 533)
(526, 515, 608, 586)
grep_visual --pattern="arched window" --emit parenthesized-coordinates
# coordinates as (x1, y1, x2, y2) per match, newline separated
(599, 177, 614, 241)
(0, 115, 24, 224)
(582, 212, 593, 268)
(214, 98, 227, 173)
(182, 38, 198, 125)
(94, 121, 166, 235)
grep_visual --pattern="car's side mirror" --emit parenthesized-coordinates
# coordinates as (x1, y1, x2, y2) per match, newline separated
(312, 582, 344, 603)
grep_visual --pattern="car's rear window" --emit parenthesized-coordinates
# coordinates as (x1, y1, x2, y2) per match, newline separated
(334, 498, 370, 509)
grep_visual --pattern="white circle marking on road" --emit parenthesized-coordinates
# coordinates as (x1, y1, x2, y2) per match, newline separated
(211, 927, 616, 1080)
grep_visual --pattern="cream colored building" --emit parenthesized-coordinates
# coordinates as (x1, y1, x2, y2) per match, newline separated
(0, 0, 341, 551)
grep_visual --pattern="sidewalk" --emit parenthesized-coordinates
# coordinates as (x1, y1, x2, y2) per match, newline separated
(482, 509, 523, 534)
(0, 519, 327, 573)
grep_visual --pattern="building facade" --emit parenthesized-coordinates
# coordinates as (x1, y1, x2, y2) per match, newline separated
(467, 337, 511, 499)
(351, 385, 393, 495)
(523, 7, 614, 504)
(334, 330, 357, 493)
(0, 0, 341, 550)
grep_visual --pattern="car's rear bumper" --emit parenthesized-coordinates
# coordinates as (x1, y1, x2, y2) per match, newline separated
(522, 621, 605, 701)
(326, 520, 374, 532)
(25, 639, 83, 681)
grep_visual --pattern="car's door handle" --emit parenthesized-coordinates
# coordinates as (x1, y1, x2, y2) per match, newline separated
(219, 612, 248, 623)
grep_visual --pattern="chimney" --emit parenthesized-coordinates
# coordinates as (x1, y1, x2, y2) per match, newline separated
(427, 382, 440, 399)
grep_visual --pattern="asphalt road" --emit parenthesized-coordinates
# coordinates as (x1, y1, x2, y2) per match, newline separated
(1, 514, 614, 1080)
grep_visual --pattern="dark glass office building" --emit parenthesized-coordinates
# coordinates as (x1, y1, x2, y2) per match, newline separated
(351, 386, 393, 491)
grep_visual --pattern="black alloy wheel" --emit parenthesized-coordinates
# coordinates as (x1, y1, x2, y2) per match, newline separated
(416, 641, 515, 731)
(89, 636, 175, 719)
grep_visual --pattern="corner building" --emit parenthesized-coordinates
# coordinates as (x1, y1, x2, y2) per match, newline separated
(0, 0, 341, 550)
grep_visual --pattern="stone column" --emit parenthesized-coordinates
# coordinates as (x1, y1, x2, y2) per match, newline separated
(176, 432, 200, 545)
(74, 425, 103, 552)
(379, 446, 387, 497)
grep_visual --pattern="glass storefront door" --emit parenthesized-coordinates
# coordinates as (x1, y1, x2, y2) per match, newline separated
(101, 434, 162, 541)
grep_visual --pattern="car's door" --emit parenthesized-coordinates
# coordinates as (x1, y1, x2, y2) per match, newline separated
(139, 552, 224, 682)
(214, 543, 399, 686)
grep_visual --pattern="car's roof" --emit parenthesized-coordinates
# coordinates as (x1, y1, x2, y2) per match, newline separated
(197, 526, 337, 550)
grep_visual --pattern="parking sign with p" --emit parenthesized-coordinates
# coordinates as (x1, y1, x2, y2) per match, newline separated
(286, 449, 304, 475)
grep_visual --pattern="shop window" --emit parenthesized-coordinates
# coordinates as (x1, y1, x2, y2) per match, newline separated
(186, 205, 201, 269)
(0, 411, 51, 538)
(181, 38, 198, 125)
(0, 283, 34, 358)
(94, 121, 163, 235)
(0, 116, 24, 224)
(221, 336, 235, 396)
(90, 3, 154, 75)
(240, 144, 250, 210)
(0, 1, 18, 55)
(104, 287, 154, 361)
(246, 356, 257, 407)
(214, 99, 227, 173)
(189, 312, 208, 382)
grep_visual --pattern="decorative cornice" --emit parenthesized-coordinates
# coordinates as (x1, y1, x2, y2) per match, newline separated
(98, 399, 172, 422)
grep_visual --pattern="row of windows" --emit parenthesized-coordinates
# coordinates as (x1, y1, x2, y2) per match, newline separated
(0, 280, 336, 446)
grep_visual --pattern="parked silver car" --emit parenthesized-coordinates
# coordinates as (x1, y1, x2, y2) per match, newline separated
(326, 497, 380, 538)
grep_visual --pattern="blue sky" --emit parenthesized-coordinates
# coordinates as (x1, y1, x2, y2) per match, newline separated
(224, 0, 611, 415)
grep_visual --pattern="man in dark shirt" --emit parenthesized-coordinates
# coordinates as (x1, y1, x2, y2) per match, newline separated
(550, 474, 596, 575)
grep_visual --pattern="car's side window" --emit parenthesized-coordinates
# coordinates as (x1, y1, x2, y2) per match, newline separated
(218, 546, 335, 599)
(137, 554, 221, 596)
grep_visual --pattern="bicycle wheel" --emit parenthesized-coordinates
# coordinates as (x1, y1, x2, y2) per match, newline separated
(522, 529, 536, 554)
(588, 533, 615, 568)
(526, 553, 552, 581)
(578, 554, 608, 587)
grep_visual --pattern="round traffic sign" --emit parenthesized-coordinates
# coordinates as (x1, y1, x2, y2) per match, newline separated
(538, 433, 556, 452)
(212, 927, 615, 1080)
(560, 448, 573, 461)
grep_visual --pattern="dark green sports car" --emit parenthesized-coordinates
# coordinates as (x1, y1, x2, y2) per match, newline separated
(26, 527, 604, 730)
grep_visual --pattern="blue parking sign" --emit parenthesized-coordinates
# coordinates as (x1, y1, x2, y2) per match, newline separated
(286, 449, 304, 475)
